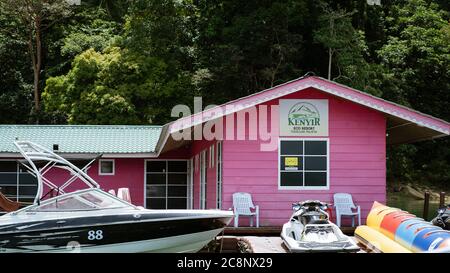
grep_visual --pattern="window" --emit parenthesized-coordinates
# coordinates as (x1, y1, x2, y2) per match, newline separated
(146, 160, 188, 209)
(279, 139, 329, 190)
(99, 159, 115, 175)
(0, 161, 37, 206)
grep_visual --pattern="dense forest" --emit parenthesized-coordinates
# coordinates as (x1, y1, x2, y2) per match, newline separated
(0, 0, 449, 188)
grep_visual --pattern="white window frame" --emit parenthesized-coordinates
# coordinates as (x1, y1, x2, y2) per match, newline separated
(194, 154, 199, 173)
(209, 144, 215, 168)
(215, 141, 223, 209)
(144, 159, 191, 209)
(98, 159, 115, 176)
(188, 158, 194, 209)
(199, 150, 207, 209)
(278, 138, 329, 190)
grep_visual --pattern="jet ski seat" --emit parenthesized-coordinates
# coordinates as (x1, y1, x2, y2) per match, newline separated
(309, 219, 329, 225)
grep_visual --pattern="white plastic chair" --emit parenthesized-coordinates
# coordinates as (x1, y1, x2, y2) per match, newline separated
(108, 189, 116, 196)
(232, 192, 259, 228)
(117, 188, 132, 204)
(333, 193, 361, 227)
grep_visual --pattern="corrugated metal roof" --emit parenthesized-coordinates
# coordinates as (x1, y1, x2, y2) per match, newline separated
(0, 125, 162, 154)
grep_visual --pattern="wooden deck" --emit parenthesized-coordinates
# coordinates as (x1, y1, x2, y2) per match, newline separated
(224, 226, 356, 236)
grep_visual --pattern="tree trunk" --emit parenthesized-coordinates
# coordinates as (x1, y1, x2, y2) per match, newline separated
(328, 47, 332, 80)
(31, 17, 42, 123)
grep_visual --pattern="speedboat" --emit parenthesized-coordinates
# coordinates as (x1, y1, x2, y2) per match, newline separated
(281, 200, 359, 253)
(0, 141, 233, 253)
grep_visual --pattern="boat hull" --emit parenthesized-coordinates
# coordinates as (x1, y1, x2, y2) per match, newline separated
(3, 228, 224, 253)
(0, 211, 233, 253)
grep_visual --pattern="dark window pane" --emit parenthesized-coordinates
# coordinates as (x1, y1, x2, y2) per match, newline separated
(18, 174, 37, 185)
(147, 198, 166, 209)
(280, 156, 303, 171)
(305, 141, 327, 155)
(146, 161, 166, 173)
(168, 198, 187, 209)
(19, 186, 37, 196)
(146, 174, 166, 185)
(18, 197, 34, 203)
(100, 161, 114, 174)
(0, 161, 17, 172)
(304, 157, 327, 171)
(304, 172, 327, 187)
(280, 172, 303, 187)
(168, 174, 187, 185)
(0, 173, 18, 185)
(147, 185, 166, 197)
(168, 186, 187, 197)
(168, 161, 187, 172)
(280, 141, 303, 155)
(0, 186, 17, 195)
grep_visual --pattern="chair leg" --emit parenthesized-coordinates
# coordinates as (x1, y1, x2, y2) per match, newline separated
(250, 216, 253, 227)
(336, 214, 341, 227)
(351, 216, 355, 227)
(358, 213, 361, 226)
(234, 215, 239, 228)
(256, 215, 259, 228)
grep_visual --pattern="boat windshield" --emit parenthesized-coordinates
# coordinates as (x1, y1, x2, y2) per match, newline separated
(28, 190, 133, 212)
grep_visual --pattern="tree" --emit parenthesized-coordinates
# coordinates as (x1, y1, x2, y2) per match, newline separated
(193, 0, 306, 103)
(43, 47, 193, 124)
(378, 0, 450, 186)
(0, 0, 71, 121)
(313, 3, 381, 95)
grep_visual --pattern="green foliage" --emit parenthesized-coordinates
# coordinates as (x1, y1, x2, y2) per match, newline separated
(60, 11, 121, 58)
(43, 47, 193, 124)
(378, 0, 450, 186)
(194, 0, 306, 103)
(313, 4, 382, 96)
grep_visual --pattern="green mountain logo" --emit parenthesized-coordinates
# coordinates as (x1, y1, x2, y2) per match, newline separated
(288, 102, 320, 126)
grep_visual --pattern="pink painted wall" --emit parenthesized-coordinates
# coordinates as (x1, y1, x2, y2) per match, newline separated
(191, 139, 218, 209)
(219, 87, 386, 226)
(43, 158, 146, 206)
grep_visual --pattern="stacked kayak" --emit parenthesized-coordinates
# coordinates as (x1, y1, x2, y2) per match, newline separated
(355, 201, 450, 253)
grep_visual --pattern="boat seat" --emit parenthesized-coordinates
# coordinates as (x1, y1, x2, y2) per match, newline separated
(0, 191, 21, 212)
(117, 188, 132, 203)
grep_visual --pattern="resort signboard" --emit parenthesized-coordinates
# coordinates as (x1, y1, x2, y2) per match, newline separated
(279, 99, 329, 136)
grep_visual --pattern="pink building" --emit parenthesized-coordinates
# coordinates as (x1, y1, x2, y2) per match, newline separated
(1, 76, 449, 226)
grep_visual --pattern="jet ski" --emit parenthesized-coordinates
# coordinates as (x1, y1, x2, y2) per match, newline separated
(431, 204, 450, 230)
(281, 200, 360, 253)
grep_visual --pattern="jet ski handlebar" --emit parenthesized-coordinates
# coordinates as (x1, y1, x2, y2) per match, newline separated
(292, 200, 329, 212)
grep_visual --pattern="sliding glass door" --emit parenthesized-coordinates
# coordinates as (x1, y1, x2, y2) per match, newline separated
(145, 160, 190, 209)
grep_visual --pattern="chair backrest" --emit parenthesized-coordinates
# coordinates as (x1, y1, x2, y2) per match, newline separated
(333, 193, 356, 214)
(232, 192, 255, 214)
(117, 188, 132, 203)
(108, 189, 116, 196)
